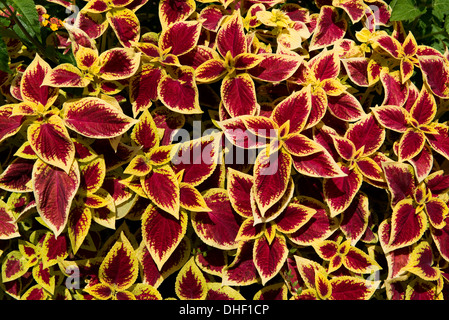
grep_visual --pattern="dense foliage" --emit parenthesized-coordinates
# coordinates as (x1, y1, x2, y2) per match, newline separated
(1, 0, 449, 300)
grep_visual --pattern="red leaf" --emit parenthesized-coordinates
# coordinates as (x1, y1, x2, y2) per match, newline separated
(0, 105, 24, 143)
(253, 234, 289, 285)
(425, 198, 448, 229)
(107, 8, 140, 48)
(32, 260, 55, 292)
(335, 0, 365, 22)
(0, 205, 20, 240)
(403, 241, 440, 281)
(175, 257, 207, 300)
(227, 168, 253, 218)
(99, 233, 138, 290)
(380, 71, 409, 107)
(234, 53, 264, 70)
(426, 124, 449, 161)
(283, 133, 324, 157)
(158, 66, 202, 114)
(79, 157, 106, 193)
(199, 4, 225, 32)
(431, 216, 449, 262)
(253, 149, 292, 215)
(142, 204, 188, 270)
(306, 87, 327, 129)
(172, 135, 219, 186)
(83, 0, 109, 13)
(292, 149, 346, 178)
(220, 117, 266, 149)
(41, 233, 68, 268)
(254, 283, 288, 300)
(315, 271, 332, 299)
(405, 279, 439, 300)
(374, 35, 401, 58)
(329, 276, 379, 300)
(397, 129, 426, 161)
(0, 158, 33, 192)
(223, 241, 259, 286)
(159, 20, 201, 56)
(75, 11, 108, 39)
(191, 189, 242, 249)
(346, 114, 385, 157)
(75, 46, 99, 70)
(179, 183, 209, 212)
(324, 166, 363, 217)
(152, 106, 186, 146)
(340, 192, 370, 245)
(242, 115, 278, 138)
(288, 197, 337, 246)
(84, 283, 113, 300)
(401, 59, 414, 83)
(252, 177, 295, 224)
(372, 105, 409, 132)
(382, 162, 415, 207)
(271, 86, 311, 133)
(309, 6, 347, 51)
(196, 246, 228, 277)
(313, 240, 338, 260)
(418, 55, 449, 98)
(139, 236, 190, 288)
(236, 217, 264, 242)
(332, 136, 355, 161)
(410, 85, 436, 126)
(21, 54, 58, 107)
(32, 160, 80, 237)
(98, 47, 140, 80)
(388, 199, 427, 251)
(343, 245, 381, 274)
(221, 73, 258, 117)
(130, 109, 159, 152)
(427, 171, 449, 194)
(159, 0, 195, 29)
(248, 54, 302, 82)
(342, 57, 369, 87)
(67, 204, 91, 254)
(129, 65, 163, 116)
(28, 115, 75, 173)
(309, 49, 340, 81)
(65, 23, 97, 53)
(195, 59, 227, 83)
(63, 97, 137, 139)
(141, 165, 180, 217)
(43, 64, 89, 88)
(327, 92, 364, 122)
(216, 11, 247, 58)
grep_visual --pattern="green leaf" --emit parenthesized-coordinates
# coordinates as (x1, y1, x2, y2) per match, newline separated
(0, 36, 11, 73)
(434, 0, 449, 15)
(12, 22, 32, 47)
(9, 0, 42, 42)
(390, 0, 427, 21)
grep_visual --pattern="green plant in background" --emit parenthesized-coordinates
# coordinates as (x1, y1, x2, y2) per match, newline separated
(390, 0, 449, 52)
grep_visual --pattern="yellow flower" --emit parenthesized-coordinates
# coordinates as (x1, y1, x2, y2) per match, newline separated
(45, 17, 63, 31)
(41, 13, 50, 27)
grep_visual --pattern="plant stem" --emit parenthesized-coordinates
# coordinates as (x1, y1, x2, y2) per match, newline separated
(416, 30, 444, 41)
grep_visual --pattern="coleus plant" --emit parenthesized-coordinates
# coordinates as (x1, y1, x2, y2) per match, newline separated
(1, 0, 449, 301)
